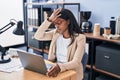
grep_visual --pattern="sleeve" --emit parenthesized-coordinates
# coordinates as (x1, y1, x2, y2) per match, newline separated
(58, 34, 86, 72)
(34, 19, 56, 41)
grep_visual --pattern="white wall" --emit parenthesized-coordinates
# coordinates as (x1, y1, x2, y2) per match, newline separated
(57, 0, 120, 28)
(0, 0, 24, 47)
(0, 0, 23, 27)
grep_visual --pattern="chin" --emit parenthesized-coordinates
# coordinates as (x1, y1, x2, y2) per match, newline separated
(59, 31, 63, 34)
(57, 30, 62, 34)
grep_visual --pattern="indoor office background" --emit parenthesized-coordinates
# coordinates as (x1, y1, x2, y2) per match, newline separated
(1, 0, 120, 46)
(0, 0, 120, 80)
(55, 0, 120, 28)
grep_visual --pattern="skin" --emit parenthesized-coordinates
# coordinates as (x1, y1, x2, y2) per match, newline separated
(46, 8, 70, 77)
(49, 8, 70, 38)
(54, 18, 70, 38)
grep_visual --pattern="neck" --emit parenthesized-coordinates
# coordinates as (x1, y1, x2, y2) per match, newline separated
(62, 30, 70, 38)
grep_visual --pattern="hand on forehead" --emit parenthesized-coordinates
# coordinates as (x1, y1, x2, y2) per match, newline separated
(54, 18, 64, 24)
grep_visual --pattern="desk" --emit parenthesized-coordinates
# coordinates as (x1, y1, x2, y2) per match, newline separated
(0, 60, 76, 80)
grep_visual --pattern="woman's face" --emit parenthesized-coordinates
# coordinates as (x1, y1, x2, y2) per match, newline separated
(54, 18, 70, 34)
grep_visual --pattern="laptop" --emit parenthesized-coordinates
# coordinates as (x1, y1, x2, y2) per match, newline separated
(17, 49, 53, 75)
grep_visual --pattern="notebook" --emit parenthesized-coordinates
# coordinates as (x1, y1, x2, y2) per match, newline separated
(17, 49, 53, 75)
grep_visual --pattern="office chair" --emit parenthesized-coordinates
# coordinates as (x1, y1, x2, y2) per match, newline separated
(82, 52, 88, 72)
(81, 52, 89, 80)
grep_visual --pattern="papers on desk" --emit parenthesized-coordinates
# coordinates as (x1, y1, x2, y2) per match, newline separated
(0, 58, 23, 73)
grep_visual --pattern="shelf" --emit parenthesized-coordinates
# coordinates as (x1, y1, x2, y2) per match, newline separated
(84, 33, 120, 43)
(28, 25, 55, 31)
(28, 46, 49, 54)
(28, 25, 39, 29)
(25, 2, 80, 54)
(93, 66, 120, 79)
(25, 2, 80, 6)
(86, 64, 91, 69)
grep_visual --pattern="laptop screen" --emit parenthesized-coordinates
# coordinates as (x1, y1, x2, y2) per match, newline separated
(17, 49, 52, 75)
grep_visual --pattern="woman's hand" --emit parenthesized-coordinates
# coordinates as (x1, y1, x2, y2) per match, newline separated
(46, 64, 61, 77)
(48, 8, 61, 22)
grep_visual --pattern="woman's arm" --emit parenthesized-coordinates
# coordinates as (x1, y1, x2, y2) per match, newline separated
(34, 19, 55, 41)
(34, 8, 61, 41)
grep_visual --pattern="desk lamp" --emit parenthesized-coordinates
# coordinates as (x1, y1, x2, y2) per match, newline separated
(0, 19, 25, 63)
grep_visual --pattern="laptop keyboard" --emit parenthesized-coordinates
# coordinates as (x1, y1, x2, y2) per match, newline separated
(45, 63, 53, 69)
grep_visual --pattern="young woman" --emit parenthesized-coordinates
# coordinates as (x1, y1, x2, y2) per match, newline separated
(34, 8, 86, 80)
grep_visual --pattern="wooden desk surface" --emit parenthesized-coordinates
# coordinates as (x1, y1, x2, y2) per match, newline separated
(0, 60, 76, 80)
(84, 33, 120, 43)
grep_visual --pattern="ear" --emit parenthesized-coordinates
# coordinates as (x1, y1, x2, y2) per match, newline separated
(67, 19, 70, 25)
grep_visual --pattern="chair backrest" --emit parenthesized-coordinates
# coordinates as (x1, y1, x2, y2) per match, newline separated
(81, 52, 88, 72)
